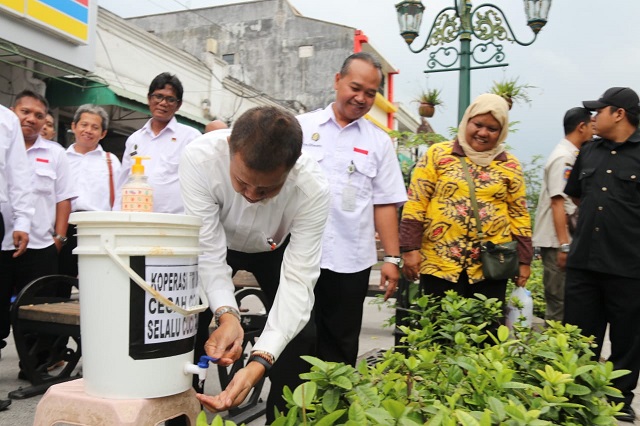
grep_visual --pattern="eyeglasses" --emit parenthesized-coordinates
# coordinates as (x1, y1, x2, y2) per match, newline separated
(149, 93, 179, 105)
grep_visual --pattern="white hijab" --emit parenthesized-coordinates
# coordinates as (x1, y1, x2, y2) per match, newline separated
(457, 93, 510, 167)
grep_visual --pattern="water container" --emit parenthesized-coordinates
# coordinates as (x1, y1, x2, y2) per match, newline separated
(505, 287, 533, 329)
(70, 211, 207, 399)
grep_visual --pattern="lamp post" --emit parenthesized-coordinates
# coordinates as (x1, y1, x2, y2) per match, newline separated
(396, 0, 551, 121)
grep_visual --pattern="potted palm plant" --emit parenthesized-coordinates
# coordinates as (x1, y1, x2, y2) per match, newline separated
(415, 88, 444, 117)
(489, 77, 535, 110)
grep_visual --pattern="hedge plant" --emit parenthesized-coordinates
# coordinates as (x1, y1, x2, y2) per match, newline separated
(270, 291, 628, 425)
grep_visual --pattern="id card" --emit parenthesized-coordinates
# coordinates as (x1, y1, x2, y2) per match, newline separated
(342, 185, 357, 212)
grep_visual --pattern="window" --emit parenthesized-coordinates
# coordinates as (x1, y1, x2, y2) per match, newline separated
(222, 54, 235, 65)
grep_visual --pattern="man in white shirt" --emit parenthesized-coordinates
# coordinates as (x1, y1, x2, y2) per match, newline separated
(179, 106, 330, 423)
(0, 103, 34, 411)
(60, 104, 121, 276)
(0, 90, 76, 379)
(532, 107, 593, 321)
(297, 52, 407, 366)
(114, 72, 201, 213)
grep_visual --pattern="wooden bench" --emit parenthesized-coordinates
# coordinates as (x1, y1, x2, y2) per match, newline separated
(10, 275, 82, 399)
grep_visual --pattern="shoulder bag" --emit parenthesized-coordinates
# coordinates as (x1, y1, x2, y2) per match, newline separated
(459, 157, 519, 281)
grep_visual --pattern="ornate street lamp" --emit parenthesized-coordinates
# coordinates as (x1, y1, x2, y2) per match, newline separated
(396, 0, 551, 121)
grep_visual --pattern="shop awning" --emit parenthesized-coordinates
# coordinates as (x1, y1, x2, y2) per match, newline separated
(46, 79, 206, 132)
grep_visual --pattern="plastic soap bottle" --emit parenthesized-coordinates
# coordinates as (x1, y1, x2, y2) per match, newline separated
(121, 156, 153, 212)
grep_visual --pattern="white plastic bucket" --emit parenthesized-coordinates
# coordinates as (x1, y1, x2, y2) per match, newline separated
(70, 211, 207, 399)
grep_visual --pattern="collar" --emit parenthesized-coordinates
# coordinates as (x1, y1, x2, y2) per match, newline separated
(451, 139, 508, 162)
(67, 143, 105, 155)
(559, 138, 580, 156)
(325, 103, 364, 130)
(596, 128, 640, 149)
(143, 116, 178, 136)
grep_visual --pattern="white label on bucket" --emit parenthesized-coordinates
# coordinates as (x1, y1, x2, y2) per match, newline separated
(144, 257, 199, 344)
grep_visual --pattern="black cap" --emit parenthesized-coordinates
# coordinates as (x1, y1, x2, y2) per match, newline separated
(583, 87, 640, 115)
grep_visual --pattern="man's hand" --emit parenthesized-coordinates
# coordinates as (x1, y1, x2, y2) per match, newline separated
(204, 314, 244, 367)
(556, 251, 567, 270)
(197, 361, 265, 412)
(379, 262, 399, 301)
(53, 237, 63, 253)
(12, 231, 28, 258)
(515, 264, 531, 287)
(401, 250, 421, 282)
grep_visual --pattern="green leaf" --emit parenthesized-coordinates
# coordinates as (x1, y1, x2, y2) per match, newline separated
(209, 415, 224, 426)
(300, 371, 326, 381)
(322, 387, 340, 413)
(365, 407, 394, 424)
(565, 383, 591, 395)
(455, 410, 480, 426)
(332, 375, 353, 390)
(497, 325, 509, 342)
(302, 355, 329, 370)
(382, 399, 406, 419)
(487, 396, 505, 420)
(315, 409, 347, 426)
(196, 411, 209, 426)
(292, 381, 317, 408)
(348, 401, 367, 423)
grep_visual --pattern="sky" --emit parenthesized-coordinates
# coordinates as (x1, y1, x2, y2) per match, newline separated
(99, 0, 640, 164)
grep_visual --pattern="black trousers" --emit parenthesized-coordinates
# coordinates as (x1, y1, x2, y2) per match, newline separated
(0, 245, 59, 347)
(314, 267, 371, 366)
(419, 271, 508, 336)
(192, 237, 315, 424)
(420, 270, 508, 305)
(58, 223, 78, 277)
(564, 268, 640, 406)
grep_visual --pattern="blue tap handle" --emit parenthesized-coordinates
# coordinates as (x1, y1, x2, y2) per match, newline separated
(197, 355, 219, 368)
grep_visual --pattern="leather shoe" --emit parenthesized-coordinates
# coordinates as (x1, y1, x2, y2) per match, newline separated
(617, 405, 636, 423)
(0, 399, 10, 411)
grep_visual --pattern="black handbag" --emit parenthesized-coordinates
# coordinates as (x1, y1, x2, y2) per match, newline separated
(460, 157, 519, 280)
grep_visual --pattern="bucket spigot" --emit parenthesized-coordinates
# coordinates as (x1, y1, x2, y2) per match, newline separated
(184, 355, 219, 390)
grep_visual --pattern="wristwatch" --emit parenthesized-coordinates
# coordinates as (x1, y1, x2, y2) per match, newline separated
(383, 255, 404, 268)
(53, 233, 68, 246)
(213, 306, 241, 329)
(559, 243, 570, 253)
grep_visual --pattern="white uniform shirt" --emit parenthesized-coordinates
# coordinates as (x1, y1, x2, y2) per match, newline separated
(66, 144, 122, 212)
(1, 136, 76, 250)
(0, 105, 33, 235)
(114, 117, 201, 214)
(532, 138, 580, 248)
(179, 130, 330, 358)
(297, 105, 407, 273)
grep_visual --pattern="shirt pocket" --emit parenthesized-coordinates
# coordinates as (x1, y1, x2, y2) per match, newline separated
(33, 167, 56, 196)
(153, 159, 180, 185)
(613, 169, 640, 202)
(578, 167, 596, 193)
(350, 154, 377, 199)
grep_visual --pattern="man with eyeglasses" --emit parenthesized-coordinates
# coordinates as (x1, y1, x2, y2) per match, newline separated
(114, 72, 201, 213)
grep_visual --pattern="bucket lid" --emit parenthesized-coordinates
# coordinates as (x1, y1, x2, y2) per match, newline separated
(69, 211, 202, 228)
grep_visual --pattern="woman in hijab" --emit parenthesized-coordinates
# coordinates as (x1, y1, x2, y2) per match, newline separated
(399, 93, 532, 307)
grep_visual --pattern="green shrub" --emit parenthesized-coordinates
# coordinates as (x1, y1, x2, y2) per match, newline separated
(274, 291, 627, 425)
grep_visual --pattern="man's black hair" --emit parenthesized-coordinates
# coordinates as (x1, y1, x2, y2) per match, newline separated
(229, 106, 302, 172)
(563, 107, 591, 135)
(13, 90, 49, 113)
(147, 72, 184, 101)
